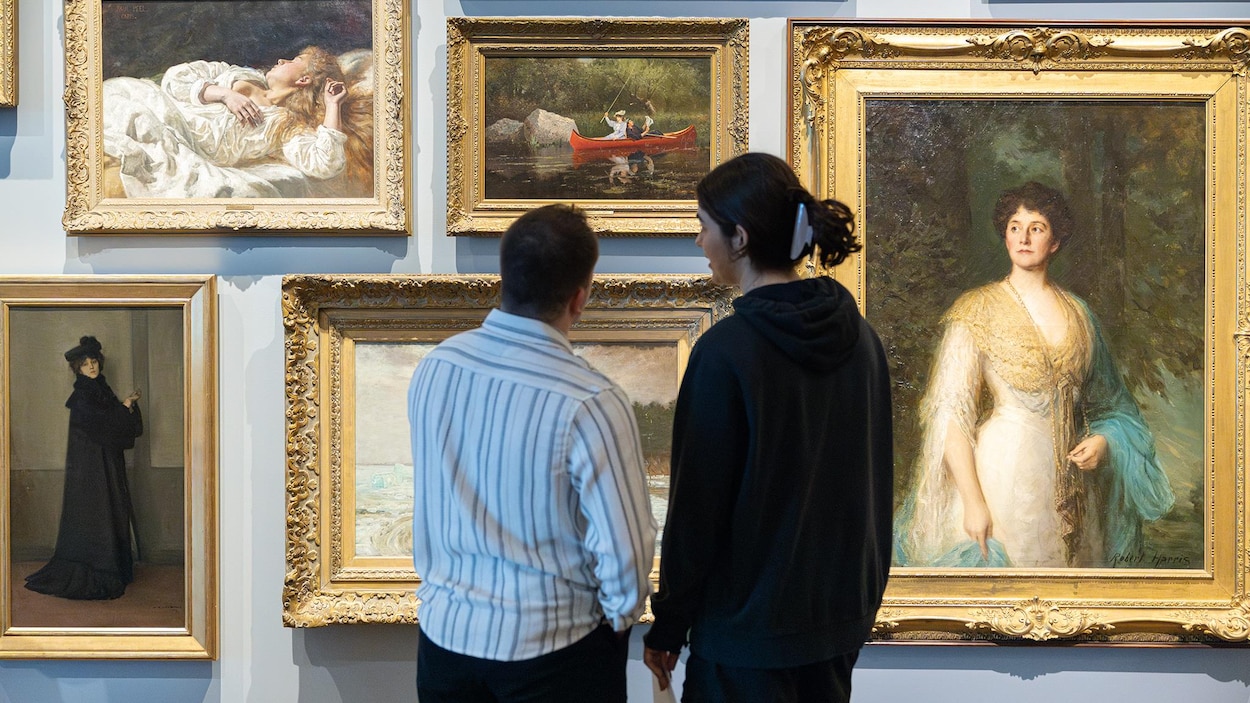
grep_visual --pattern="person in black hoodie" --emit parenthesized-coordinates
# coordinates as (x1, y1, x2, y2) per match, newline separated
(643, 153, 893, 702)
(24, 335, 143, 600)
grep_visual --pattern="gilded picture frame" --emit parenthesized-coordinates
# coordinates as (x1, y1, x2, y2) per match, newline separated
(446, 18, 749, 237)
(790, 21, 1248, 642)
(62, 0, 409, 235)
(0, 276, 217, 658)
(282, 274, 733, 626)
(0, 0, 15, 107)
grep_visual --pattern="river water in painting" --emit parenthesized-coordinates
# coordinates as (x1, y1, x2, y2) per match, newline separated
(356, 464, 669, 560)
(485, 146, 711, 201)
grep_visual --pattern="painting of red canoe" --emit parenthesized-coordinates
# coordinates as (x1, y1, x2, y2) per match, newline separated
(483, 55, 712, 202)
(569, 125, 696, 152)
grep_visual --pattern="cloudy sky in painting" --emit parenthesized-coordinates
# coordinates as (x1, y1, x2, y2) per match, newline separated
(353, 340, 678, 466)
(573, 343, 676, 406)
(354, 342, 432, 466)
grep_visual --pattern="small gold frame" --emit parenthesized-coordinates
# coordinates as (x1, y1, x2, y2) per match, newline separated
(446, 17, 749, 236)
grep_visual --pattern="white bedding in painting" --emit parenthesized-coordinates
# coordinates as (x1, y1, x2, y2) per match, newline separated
(102, 54, 371, 199)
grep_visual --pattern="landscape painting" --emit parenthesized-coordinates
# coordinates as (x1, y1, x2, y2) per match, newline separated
(447, 18, 748, 235)
(483, 56, 712, 202)
(282, 274, 733, 625)
(351, 340, 679, 567)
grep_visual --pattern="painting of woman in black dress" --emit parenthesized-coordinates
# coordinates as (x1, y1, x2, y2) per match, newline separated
(24, 336, 144, 600)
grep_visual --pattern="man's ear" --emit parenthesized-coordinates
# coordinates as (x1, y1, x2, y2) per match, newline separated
(568, 281, 591, 321)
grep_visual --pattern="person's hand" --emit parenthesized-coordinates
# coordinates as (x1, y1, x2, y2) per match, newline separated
(323, 78, 346, 108)
(221, 91, 263, 127)
(123, 388, 142, 408)
(644, 646, 680, 692)
(962, 499, 993, 560)
(1068, 434, 1108, 471)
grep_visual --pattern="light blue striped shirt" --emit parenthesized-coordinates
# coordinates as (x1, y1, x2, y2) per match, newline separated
(408, 309, 656, 661)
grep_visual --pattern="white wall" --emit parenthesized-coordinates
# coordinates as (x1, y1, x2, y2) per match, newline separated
(1, 1, 1249, 701)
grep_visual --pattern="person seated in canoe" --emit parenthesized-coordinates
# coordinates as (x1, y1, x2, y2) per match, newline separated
(640, 116, 675, 139)
(601, 110, 628, 139)
(625, 119, 644, 140)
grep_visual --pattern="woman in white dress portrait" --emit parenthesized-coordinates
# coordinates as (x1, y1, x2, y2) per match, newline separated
(102, 45, 374, 199)
(894, 181, 1175, 568)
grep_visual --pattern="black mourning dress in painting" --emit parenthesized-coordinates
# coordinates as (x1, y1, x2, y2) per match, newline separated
(24, 373, 143, 600)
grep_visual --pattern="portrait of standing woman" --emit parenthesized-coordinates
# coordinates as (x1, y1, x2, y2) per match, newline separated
(893, 182, 1175, 569)
(24, 336, 144, 600)
(643, 153, 894, 702)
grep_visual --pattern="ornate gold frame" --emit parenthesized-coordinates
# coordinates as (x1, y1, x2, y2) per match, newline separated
(446, 18, 748, 236)
(62, 0, 409, 235)
(282, 274, 733, 625)
(0, 276, 217, 658)
(0, 0, 14, 107)
(791, 21, 1248, 642)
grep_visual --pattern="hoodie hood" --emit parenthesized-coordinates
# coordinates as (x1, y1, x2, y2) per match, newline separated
(731, 277, 861, 372)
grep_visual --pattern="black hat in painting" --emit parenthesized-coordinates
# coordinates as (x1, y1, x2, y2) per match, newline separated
(64, 335, 103, 362)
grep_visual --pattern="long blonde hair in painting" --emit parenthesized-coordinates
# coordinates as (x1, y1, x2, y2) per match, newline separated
(273, 45, 375, 197)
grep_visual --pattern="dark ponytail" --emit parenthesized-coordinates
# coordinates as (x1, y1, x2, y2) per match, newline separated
(697, 152, 859, 271)
(790, 188, 859, 268)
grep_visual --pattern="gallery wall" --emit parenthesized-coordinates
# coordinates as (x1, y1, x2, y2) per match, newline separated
(0, 0, 1249, 701)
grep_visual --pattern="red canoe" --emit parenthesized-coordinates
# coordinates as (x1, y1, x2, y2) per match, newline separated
(568, 125, 697, 152)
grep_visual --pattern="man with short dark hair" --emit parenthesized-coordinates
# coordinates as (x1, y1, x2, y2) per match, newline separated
(409, 203, 656, 703)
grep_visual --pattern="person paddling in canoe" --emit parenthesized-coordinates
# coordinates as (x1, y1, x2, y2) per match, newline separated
(601, 110, 628, 139)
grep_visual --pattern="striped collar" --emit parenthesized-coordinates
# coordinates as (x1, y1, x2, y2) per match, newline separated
(483, 308, 573, 353)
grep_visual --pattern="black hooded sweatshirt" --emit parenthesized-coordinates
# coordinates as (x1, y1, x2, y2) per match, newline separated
(644, 276, 894, 667)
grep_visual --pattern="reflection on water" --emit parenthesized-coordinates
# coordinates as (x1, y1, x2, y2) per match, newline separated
(485, 147, 710, 201)
(356, 464, 671, 561)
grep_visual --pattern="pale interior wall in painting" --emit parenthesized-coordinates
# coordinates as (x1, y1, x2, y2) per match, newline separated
(0, 1, 1247, 702)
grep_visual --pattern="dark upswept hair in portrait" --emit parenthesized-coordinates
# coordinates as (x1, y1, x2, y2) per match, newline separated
(500, 203, 599, 322)
(696, 152, 860, 270)
(64, 335, 105, 374)
(992, 181, 1076, 250)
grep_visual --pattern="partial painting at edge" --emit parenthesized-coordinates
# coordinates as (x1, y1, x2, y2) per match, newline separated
(872, 100, 1204, 571)
(353, 341, 678, 563)
(483, 56, 713, 202)
(100, 0, 376, 200)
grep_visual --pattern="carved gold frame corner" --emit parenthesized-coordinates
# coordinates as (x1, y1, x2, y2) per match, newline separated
(790, 20, 1249, 644)
(282, 274, 733, 625)
(446, 17, 748, 237)
(62, 0, 409, 235)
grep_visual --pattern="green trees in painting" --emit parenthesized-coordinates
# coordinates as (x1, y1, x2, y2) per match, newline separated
(485, 57, 711, 141)
(633, 401, 675, 474)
